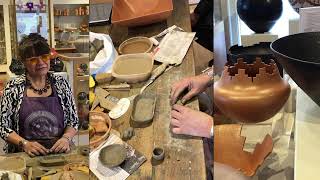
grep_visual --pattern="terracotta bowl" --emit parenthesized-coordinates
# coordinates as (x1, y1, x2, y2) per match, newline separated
(271, 32, 320, 107)
(214, 58, 290, 123)
(89, 111, 112, 149)
(119, 37, 153, 55)
(111, 0, 173, 27)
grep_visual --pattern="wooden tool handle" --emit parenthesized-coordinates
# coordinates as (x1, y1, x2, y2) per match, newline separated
(150, 63, 169, 80)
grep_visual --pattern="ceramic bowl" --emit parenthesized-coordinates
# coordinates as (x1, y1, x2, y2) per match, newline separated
(89, 111, 112, 149)
(271, 32, 320, 107)
(119, 37, 153, 55)
(112, 53, 154, 83)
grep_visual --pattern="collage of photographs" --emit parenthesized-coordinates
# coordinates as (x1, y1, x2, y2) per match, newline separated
(0, 0, 319, 179)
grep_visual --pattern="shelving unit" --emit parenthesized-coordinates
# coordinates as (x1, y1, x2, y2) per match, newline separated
(52, 3, 89, 53)
(0, 1, 13, 74)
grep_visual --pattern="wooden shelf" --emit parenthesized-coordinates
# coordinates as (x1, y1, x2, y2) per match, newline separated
(76, 75, 89, 81)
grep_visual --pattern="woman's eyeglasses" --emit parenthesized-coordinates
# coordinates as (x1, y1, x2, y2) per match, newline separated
(25, 54, 51, 65)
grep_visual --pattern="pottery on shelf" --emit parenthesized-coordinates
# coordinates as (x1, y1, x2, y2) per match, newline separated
(237, 0, 283, 33)
(289, 0, 320, 13)
(214, 58, 290, 123)
(271, 32, 320, 107)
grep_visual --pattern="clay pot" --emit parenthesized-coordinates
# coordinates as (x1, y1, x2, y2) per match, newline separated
(237, 0, 282, 33)
(214, 58, 290, 123)
(289, 0, 320, 13)
(89, 111, 112, 149)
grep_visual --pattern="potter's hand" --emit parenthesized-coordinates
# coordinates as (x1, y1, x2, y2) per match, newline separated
(190, 12, 199, 27)
(23, 141, 49, 157)
(170, 74, 211, 105)
(50, 137, 71, 153)
(170, 104, 213, 138)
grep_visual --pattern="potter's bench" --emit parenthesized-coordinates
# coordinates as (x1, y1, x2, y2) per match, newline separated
(90, 0, 207, 179)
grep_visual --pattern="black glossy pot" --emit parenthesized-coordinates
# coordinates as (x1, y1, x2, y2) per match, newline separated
(237, 0, 283, 33)
(271, 32, 320, 107)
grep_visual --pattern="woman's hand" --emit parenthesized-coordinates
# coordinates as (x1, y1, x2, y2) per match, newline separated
(50, 137, 71, 153)
(170, 74, 212, 105)
(170, 104, 213, 138)
(23, 141, 49, 157)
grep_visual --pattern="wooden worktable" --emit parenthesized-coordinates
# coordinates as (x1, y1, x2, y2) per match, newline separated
(90, 0, 206, 179)
(2, 146, 88, 178)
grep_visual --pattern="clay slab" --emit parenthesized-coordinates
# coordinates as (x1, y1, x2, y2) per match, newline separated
(131, 93, 156, 126)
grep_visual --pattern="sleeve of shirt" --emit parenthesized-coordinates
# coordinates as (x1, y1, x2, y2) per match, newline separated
(0, 82, 15, 140)
(194, 0, 213, 18)
(61, 78, 79, 131)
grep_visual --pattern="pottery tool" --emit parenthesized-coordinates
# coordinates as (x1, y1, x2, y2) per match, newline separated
(108, 98, 131, 119)
(102, 83, 131, 91)
(91, 87, 119, 111)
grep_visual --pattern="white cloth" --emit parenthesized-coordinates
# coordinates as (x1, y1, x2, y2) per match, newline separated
(90, 32, 118, 75)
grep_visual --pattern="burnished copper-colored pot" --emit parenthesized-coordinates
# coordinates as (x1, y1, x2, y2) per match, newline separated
(214, 58, 290, 123)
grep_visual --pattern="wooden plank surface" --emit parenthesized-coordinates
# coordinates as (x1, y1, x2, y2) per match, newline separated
(90, 0, 206, 179)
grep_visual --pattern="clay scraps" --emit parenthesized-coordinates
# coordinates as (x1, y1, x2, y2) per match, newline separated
(214, 124, 273, 176)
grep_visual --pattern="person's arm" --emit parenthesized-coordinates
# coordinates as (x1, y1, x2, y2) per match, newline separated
(50, 126, 77, 153)
(171, 104, 213, 138)
(7, 132, 48, 156)
(50, 76, 79, 153)
(0, 82, 48, 156)
(194, 0, 213, 18)
(0, 82, 16, 142)
(61, 77, 79, 131)
(170, 66, 213, 105)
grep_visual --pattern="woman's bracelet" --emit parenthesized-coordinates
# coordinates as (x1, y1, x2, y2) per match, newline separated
(62, 135, 72, 142)
(202, 66, 214, 87)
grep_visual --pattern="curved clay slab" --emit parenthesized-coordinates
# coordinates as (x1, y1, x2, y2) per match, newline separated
(214, 124, 273, 176)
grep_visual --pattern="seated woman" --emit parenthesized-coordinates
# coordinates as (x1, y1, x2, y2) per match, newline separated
(0, 33, 79, 156)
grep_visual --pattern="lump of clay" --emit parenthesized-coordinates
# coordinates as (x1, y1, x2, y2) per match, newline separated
(121, 127, 134, 141)
(95, 73, 114, 84)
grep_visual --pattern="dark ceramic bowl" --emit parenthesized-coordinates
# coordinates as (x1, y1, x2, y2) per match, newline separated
(270, 32, 320, 107)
